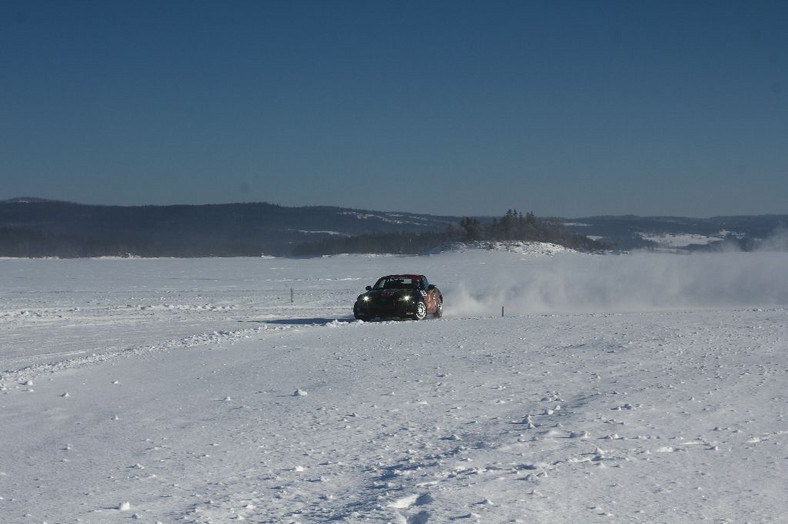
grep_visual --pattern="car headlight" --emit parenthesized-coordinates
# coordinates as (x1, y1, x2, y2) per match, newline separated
(400, 295, 411, 302)
(362, 295, 370, 302)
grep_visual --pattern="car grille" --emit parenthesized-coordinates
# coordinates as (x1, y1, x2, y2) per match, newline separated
(370, 297, 398, 311)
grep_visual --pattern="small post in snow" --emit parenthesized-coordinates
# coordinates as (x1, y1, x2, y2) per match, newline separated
(502, 306, 505, 318)
(291, 288, 294, 304)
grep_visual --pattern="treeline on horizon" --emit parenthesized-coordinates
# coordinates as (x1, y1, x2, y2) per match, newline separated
(292, 210, 608, 256)
(0, 207, 607, 258)
(0, 226, 273, 258)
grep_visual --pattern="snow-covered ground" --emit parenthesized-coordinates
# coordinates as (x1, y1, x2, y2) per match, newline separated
(1, 248, 786, 523)
(637, 230, 747, 250)
(639, 232, 723, 248)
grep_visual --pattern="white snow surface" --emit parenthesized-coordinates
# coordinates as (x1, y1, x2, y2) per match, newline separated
(1, 249, 786, 523)
(639, 232, 721, 248)
(638, 230, 746, 249)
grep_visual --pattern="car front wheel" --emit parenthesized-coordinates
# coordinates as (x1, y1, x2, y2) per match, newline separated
(414, 300, 427, 320)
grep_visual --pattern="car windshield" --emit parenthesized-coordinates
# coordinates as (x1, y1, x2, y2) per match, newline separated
(373, 276, 420, 290)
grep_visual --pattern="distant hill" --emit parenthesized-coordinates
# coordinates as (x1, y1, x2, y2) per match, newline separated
(1, 199, 785, 257)
(0, 199, 456, 257)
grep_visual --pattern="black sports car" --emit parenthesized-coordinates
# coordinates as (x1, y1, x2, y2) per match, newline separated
(353, 274, 443, 321)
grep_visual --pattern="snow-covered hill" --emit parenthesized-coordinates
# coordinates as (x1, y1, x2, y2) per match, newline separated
(1, 250, 786, 522)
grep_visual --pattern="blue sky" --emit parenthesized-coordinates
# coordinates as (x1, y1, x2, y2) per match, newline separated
(1, 0, 786, 217)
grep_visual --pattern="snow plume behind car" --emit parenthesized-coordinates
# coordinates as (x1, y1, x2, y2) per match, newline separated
(445, 251, 788, 316)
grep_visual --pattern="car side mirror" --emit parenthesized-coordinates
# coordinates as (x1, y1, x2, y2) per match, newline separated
(427, 284, 436, 290)
(366, 286, 372, 291)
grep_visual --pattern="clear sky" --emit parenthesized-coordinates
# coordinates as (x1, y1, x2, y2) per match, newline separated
(1, 0, 786, 218)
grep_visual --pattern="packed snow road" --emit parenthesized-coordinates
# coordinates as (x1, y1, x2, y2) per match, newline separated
(1, 250, 786, 523)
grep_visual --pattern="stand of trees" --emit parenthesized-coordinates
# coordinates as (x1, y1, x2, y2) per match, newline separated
(457, 209, 604, 250)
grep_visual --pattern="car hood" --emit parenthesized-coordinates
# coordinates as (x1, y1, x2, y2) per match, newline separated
(363, 289, 415, 299)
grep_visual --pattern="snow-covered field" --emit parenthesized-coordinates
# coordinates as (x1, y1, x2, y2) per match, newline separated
(1, 248, 786, 523)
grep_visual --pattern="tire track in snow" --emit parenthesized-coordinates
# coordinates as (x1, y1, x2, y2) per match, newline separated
(0, 324, 282, 390)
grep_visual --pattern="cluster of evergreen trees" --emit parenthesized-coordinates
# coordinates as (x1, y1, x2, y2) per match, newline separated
(455, 209, 604, 250)
(457, 209, 544, 241)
